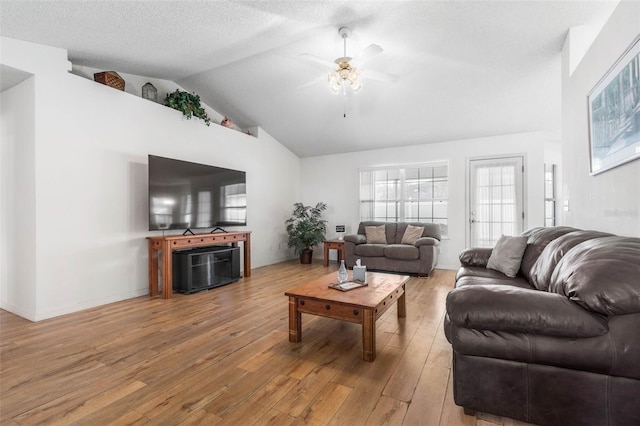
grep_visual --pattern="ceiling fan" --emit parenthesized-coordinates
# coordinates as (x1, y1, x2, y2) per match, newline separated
(300, 27, 398, 94)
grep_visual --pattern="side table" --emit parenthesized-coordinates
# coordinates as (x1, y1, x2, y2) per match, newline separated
(323, 239, 345, 267)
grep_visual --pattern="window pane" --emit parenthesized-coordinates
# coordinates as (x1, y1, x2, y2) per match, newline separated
(405, 201, 419, 219)
(544, 164, 556, 227)
(433, 181, 448, 199)
(433, 201, 447, 218)
(433, 166, 448, 178)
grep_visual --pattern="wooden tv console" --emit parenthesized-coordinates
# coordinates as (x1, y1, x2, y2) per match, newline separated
(147, 231, 251, 299)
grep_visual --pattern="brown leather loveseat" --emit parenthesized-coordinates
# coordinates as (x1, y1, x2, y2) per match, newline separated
(444, 226, 640, 425)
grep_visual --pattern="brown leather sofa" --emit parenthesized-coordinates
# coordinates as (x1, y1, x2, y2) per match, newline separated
(344, 221, 441, 276)
(444, 226, 640, 425)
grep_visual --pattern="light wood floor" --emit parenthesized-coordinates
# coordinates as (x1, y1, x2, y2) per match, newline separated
(0, 261, 533, 425)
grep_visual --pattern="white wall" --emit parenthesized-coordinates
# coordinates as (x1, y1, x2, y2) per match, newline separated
(0, 76, 37, 319)
(561, 2, 640, 236)
(71, 65, 247, 133)
(301, 132, 553, 270)
(1, 36, 300, 321)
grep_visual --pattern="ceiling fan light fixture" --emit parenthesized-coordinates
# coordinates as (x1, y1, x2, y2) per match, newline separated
(326, 27, 364, 94)
(329, 60, 361, 93)
(350, 78, 362, 93)
(328, 71, 342, 93)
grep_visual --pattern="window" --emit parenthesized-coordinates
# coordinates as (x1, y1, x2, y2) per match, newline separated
(359, 163, 448, 236)
(544, 164, 556, 227)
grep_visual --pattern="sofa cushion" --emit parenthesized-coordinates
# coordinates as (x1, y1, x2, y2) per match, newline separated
(487, 235, 528, 278)
(455, 274, 534, 290)
(357, 221, 397, 244)
(401, 224, 424, 245)
(549, 236, 640, 316)
(519, 226, 577, 281)
(384, 244, 419, 260)
(395, 222, 442, 243)
(354, 244, 385, 257)
(446, 285, 609, 338)
(365, 225, 387, 244)
(530, 230, 613, 290)
(445, 313, 640, 380)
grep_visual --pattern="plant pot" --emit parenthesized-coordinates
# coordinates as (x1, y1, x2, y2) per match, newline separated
(299, 249, 313, 264)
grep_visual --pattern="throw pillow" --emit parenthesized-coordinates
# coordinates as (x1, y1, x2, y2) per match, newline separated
(401, 225, 424, 245)
(486, 235, 528, 278)
(365, 225, 387, 244)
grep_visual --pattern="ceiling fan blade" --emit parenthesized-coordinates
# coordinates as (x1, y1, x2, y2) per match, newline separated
(300, 53, 336, 69)
(298, 75, 327, 90)
(352, 44, 383, 66)
(363, 69, 399, 83)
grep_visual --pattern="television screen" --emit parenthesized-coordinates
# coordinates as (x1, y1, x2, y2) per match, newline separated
(148, 155, 246, 231)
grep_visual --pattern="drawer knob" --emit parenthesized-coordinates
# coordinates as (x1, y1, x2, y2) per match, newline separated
(300, 300, 305, 306)
(353, 309, 359, 315)
(325, 305, 331, 310)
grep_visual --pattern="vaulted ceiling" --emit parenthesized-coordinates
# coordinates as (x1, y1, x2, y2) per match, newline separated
(0, 1, 618, 157)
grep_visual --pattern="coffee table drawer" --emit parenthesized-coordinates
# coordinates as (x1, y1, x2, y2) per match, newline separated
(297, 298, 363, 324)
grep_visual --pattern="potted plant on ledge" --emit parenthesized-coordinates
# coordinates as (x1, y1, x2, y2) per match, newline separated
(164, 89, 211, 126)
(285, 202, 327, 264)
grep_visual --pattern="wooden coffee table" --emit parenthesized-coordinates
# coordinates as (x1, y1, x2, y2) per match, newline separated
(285, 271, 409, 361)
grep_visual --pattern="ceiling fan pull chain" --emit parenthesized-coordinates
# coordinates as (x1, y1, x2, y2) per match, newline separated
(343, 92, 347, 118)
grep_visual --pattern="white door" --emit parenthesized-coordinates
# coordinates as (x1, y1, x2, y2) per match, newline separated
(469, 156, 525, 247)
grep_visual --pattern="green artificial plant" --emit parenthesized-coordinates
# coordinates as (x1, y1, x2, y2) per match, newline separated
(164, 89, 211, 126)
(285, 202, 327, 259)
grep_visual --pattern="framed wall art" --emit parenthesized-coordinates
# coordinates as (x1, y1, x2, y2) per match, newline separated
(588, 35, 640, 175)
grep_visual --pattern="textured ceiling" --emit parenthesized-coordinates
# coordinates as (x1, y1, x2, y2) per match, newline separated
(0, 1, 618, 157)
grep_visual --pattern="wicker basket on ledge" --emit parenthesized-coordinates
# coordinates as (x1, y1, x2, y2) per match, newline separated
(93, 71, 125, 91)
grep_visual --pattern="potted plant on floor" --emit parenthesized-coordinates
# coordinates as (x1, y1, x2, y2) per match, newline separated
(285, 202, 327, 264)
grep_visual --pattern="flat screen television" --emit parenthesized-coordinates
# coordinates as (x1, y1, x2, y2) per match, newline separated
(148, 155, 247, 231)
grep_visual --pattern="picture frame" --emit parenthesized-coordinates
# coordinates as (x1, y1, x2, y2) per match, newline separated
(587, 35, 640, 175)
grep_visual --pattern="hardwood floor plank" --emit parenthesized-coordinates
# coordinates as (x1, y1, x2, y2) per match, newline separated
(273, 353, 344, 418)
(0, 262, 533, 425)
(439, 368, 476, 426)
(175, 409, 223, 425)
(13, 378, 146, 424)
(293, 382, 352, 426)
(367, 395, 409, 425)
(218, 374, 299, 425)
(132, 367, 250, 421)
(382, 324, 434, 402)
(425, 311, 453, 369)
(327, 344, 405, 426)
(402, 362, 450, 425)
(254, 408, 296, 426)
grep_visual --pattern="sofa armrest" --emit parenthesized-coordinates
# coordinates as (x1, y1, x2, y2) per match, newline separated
(459, 247, 493, 267)
(415, 237, 439, 247)
(446, 285, 608, 338)
(344, 234, 366, 245)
